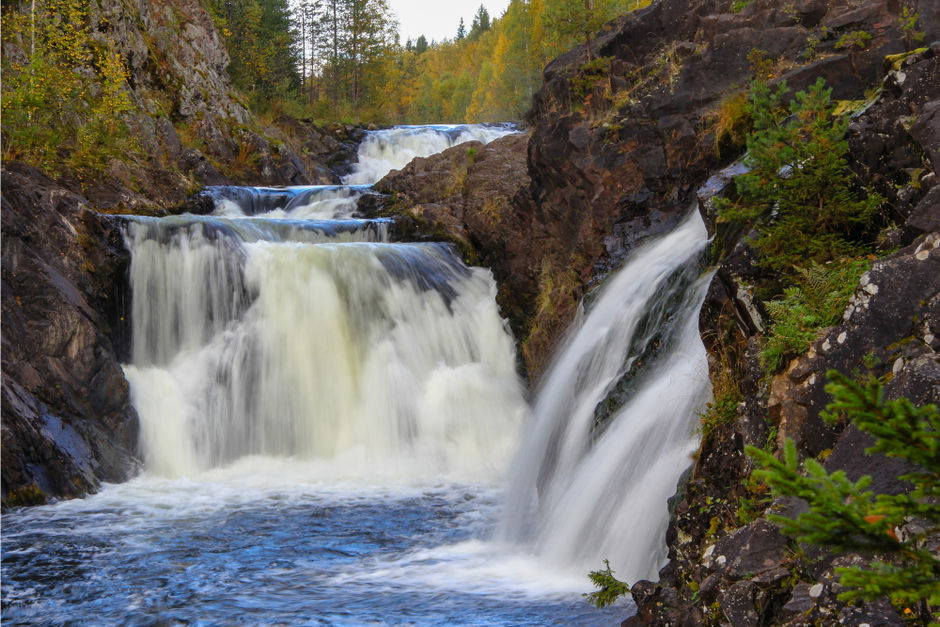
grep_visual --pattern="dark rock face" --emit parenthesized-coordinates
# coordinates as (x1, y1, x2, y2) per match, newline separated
(1, 164, 139, 507)
(519, 0, 928, 377)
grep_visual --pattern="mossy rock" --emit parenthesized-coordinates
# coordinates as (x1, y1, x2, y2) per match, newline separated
(6, 483, 47, 507)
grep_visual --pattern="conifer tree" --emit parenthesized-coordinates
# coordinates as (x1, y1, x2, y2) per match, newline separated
(716, 78, 880, 277)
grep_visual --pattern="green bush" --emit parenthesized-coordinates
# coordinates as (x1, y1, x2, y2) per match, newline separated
(1, 0, 137, 175)
(748, 372, 940, 622)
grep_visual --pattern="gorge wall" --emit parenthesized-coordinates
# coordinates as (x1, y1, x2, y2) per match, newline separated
(372, 0, 938, 623)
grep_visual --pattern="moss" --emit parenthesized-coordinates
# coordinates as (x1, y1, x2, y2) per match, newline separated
(712, 90, 752, 159)
(7, 483, 47, 507)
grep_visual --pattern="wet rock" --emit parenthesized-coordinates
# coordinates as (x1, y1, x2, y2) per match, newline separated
(1, 163, 139, 506)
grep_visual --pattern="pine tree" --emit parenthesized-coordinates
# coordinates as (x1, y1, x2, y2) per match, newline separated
(415, 34, 428, 54)
(543, 0, 617, 61)
(456, 17, 466, 40)
(469, 5, 491, 40)
(716, 78, 880, 277)
(748, 371, 940, 623)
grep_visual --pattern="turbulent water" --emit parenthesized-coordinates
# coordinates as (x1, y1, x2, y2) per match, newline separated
(500, 212, 712, 584)
(2, 125, 711, 626)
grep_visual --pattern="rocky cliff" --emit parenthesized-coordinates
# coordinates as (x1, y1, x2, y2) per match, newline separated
(626, 43, 939, 627)
(2, 163, 138, 506)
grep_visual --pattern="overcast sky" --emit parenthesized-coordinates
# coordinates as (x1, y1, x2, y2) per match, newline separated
(388, 0, 511, 44)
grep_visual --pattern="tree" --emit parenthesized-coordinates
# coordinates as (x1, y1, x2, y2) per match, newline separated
(206, 0, 301, 99)
(748, 371, 939, 623)
(1, 0, 136, 173)
(716, 78, 880, 277)
(468, 4, 491, 40)
(415, 34, 428, 54)
(456, 17, 466, 40)
(543, 0, 617, 61)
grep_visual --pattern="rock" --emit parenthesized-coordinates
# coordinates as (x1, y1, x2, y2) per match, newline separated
(768, 231, 940, 456)
(836, 598, 905, 626)
(780, 582, 817, 619)
(1, 163, 139, 506)
(847, 48, 940, 236)
(712, 519, 789, 578)
(370, 132, 550, 376)
(718, 580, 759, 627)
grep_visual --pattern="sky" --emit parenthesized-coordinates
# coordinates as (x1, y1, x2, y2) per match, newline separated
(387, 0, 511, 44)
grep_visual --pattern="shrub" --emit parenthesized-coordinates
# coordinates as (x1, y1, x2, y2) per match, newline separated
(1, 0, 137, 175)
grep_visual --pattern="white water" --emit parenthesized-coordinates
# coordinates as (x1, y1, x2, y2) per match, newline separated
(123, 220, 526, 481)
(213, 185, 368, 220)
(500, 210, 712, 584)
(343, 124, 518, 185)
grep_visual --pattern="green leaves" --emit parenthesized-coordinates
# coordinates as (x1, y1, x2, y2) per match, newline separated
(585, 559, 631, 608)
(761, 260, 868, 374)
(748, 372, 940, 619)
(716, 77, 880, 276)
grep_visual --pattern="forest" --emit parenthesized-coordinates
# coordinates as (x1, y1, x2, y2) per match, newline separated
(209, 0, 651, 122)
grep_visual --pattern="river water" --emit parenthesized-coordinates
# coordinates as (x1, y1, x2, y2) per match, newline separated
(2, 125, 710, 626)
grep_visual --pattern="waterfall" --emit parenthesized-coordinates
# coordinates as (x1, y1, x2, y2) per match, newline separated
(343, 124, 517, 185)
(122, 184, 527, 480)
(500, 210, 712, 584)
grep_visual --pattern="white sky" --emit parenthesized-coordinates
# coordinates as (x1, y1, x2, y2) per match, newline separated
(388, 0, 511, 44)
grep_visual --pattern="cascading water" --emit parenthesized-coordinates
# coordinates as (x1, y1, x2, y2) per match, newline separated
(343, 124, 517, 185)
(500, 210, 713, 583)
(3, 125, 710, 626)
(123, 218, 525, 479)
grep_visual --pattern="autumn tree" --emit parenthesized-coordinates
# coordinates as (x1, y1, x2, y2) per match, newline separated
(1, 0, 136, 173)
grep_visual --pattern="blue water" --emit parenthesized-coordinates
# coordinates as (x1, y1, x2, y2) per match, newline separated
(1, 463, 632, 626)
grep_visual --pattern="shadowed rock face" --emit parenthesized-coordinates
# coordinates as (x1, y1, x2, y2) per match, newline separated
(2, 163, 139, 506)
(516, 0, 933, 376)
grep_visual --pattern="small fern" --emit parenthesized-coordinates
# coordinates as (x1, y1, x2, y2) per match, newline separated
(763, 259, 868, 374)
